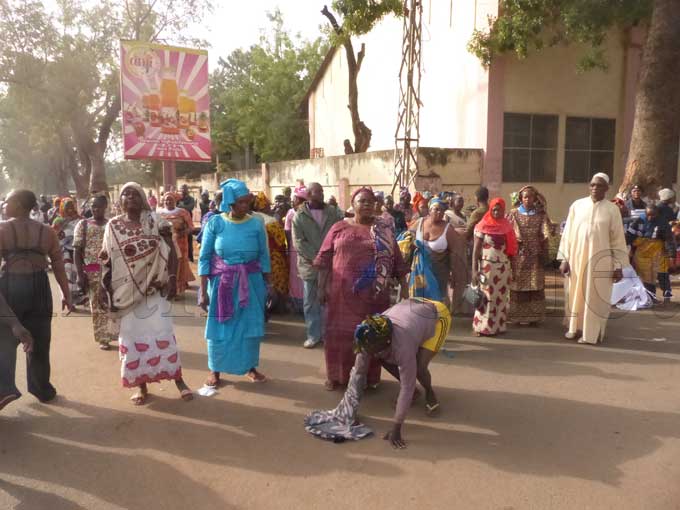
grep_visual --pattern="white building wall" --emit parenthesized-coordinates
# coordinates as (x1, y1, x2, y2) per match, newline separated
(308, 0, 496, 157)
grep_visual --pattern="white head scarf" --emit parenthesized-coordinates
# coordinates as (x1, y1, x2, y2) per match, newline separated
(659, 188, 676, 202)
(120, 182, 151, 210)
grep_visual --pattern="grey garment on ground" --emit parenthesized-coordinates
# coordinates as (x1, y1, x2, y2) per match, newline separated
(304, 367, 372, 442)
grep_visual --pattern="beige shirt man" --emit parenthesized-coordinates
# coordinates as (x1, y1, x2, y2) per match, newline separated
(558, 173, 629, 344)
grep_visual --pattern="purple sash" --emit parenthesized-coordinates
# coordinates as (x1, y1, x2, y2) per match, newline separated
(210, 255, 261, 322)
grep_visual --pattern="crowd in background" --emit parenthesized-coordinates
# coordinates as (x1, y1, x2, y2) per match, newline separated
(2, 176, 679, 426)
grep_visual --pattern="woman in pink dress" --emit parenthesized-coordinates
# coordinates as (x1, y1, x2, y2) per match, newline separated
(314, 187, 409, 390)
(285, 184, 307, 312)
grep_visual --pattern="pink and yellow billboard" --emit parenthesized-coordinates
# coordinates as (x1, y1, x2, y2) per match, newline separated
(120, 40, 211, 162)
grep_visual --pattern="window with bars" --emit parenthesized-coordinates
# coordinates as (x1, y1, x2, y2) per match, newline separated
(564, 117, 616, 183)
(502, 113, 558, 182)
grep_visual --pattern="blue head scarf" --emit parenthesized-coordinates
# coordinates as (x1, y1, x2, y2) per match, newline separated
(219, 179, 249, 212)
(428, 197, 444, 210)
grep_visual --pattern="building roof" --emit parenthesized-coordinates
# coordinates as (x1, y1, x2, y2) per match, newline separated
(299, 47, 338, 114)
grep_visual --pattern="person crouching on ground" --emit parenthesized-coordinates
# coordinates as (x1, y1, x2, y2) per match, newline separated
(626, 204, 674, 300)
(353, 298, 452, 449)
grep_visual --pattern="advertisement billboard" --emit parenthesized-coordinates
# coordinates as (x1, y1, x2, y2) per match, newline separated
(120, 40, 211, 162)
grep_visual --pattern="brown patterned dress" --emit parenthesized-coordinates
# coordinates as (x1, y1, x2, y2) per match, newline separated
(507, 209, 550, 323)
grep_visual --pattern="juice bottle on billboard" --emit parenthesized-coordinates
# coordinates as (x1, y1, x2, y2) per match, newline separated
(160, 67, 179, 135)
(142, 94, 149, 121)
(148, 93, 161, 127)
(178, 90, 192, 129)
(189, 97, 197, 126)
(198, 111, 209, 133)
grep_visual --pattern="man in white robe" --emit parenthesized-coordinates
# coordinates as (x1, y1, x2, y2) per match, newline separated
(558, 173, 629, 344)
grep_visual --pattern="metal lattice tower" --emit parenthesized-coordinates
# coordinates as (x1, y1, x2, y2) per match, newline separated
(393, 0, 423, 193)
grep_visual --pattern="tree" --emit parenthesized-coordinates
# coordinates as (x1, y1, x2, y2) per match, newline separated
(0, 0, 212, 196)
(469, 0, 680, 193)
(211, 11, 327, 162)
(320, 0, 402, 153)
(619, 0, 680, 192)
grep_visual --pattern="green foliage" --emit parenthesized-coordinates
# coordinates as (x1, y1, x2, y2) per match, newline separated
(329, 0, 402, 39)
(211, 11, 327, 162)
(468, 0, 653, 70)
(0, 0, 213, 193)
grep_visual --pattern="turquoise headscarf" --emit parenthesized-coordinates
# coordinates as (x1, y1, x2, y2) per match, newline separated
(220, 179, 249, 212)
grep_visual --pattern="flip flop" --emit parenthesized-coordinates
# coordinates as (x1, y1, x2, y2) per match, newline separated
(0, 393, 20, 411)
(425, 402, 440, 417)
(130, 392, 148, 406)
(246, 371, 267, 383)
(180, 388, 193, 401)
(204, 376, 221, 388)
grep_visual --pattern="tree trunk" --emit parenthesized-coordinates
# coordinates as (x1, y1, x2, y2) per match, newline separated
(89, 144, 108, 193)
(59, 131, 89, 198)
(345, 41, 372, 152)
(67, 155, 90, 198)
(90, 93, 120, 193)
(69, 92, 119, 196)
(53, 157, 69, 196)
(321, 5, 372, 153)
(619, 0, 680, 194)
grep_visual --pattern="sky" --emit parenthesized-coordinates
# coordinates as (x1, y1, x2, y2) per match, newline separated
(204, 1, 327, 67)
(42, 0, 329, 69)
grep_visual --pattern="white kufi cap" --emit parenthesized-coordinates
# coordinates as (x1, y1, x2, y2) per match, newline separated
(591, 172, 610, 184)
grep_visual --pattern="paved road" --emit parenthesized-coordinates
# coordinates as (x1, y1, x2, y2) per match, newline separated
(2, 277, 680, 510)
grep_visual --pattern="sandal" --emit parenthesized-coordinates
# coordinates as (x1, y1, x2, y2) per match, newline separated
(130, 391, 148, 406)
(246, 369, 267, 383)
(205, 374, 221, 388)
(99, 343, 111, 351)
(324, 380, 337, 391)
(180, 388, 193, 401)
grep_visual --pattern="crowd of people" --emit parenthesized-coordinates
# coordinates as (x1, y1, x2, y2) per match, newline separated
(1, 173, 679, 447)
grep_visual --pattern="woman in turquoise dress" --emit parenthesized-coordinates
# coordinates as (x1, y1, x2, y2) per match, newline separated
(198, 179, 271, 386)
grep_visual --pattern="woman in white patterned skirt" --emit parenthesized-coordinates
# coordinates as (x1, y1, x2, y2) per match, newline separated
(100, 182, 193, 405)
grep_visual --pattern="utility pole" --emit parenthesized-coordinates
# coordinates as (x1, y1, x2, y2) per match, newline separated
(392, 0, 423, 194)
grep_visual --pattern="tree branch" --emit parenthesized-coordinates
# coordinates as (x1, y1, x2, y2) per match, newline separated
(97, 91, 121, 147)
(321, 5, 342, 35)
(356, 43, 365, 71)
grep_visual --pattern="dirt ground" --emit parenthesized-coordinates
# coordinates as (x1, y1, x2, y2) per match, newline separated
(1, 274, 680, 510)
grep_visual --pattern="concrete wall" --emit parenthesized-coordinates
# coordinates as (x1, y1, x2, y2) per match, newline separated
(187, 148, 483, 211)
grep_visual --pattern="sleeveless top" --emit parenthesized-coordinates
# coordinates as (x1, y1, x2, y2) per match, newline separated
(0, 221, 48, 273)
(416, 218, 449, 253)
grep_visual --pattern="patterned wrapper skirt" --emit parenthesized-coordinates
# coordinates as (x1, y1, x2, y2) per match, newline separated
(509, 289, 546, 323)
(86, 270, 118, 344)
(118, 293, 182, 388)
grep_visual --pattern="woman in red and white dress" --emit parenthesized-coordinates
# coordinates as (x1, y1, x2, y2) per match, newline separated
(100, 182, 193, 405)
